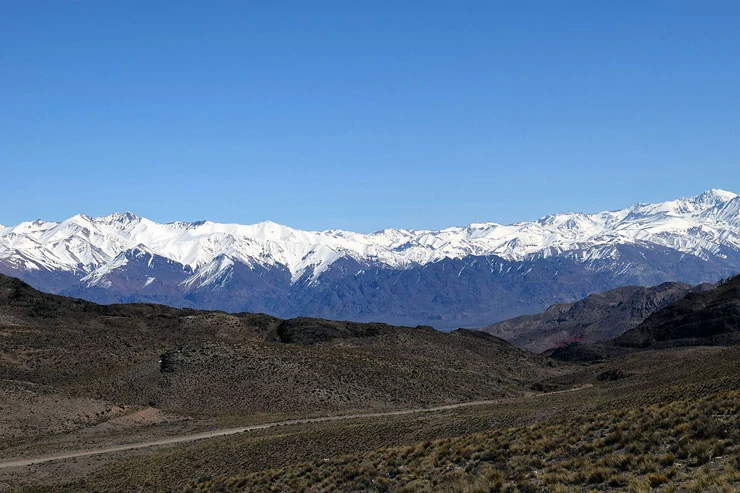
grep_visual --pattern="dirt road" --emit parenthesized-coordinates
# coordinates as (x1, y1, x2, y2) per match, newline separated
(0, 385, 592, 469)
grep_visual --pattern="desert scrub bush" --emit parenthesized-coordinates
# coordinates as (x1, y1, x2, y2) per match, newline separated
(633, 455, 657, 474)
(658, 452, 675, 466)
(585, 466, 611, 485)
(645, 472, 669, 487)
(604, 453, 636, 472)
(627, 477, 651, 493)
(687, 440, 713, 466)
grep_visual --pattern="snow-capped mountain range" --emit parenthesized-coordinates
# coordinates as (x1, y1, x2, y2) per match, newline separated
(2, 189, 739, 329)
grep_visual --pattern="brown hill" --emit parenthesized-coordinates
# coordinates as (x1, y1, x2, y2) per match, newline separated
(614, 274, 740, 348)
(548, 274, 740, 361)
(482, 282, 694, 352)
(0, 274, 562, 427)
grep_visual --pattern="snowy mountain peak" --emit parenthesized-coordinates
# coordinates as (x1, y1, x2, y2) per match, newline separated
(694, 188, 738, 205)
(58, 214, 91, 231)
(97, 211, 140, 224)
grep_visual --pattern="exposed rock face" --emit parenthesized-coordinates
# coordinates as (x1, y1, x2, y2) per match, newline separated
(548, 275, 740, 361)
(615, 275, 740, 348)
(482, 282, 696, 352)
(160, 350, 186, 373)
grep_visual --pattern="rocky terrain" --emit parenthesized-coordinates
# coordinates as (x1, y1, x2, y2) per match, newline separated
(614, 274, 740, 348)
(482, 282, 698, 352)
(0, 273, 564, 447)
(549, 274, 740, 361)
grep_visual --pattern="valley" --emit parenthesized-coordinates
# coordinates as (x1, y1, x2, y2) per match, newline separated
(2, 273, 740, 491)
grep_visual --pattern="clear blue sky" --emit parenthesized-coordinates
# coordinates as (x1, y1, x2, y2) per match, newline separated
(2, 1, 739, 231)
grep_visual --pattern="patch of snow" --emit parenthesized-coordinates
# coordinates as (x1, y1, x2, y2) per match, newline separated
(81, 251, 130, 287)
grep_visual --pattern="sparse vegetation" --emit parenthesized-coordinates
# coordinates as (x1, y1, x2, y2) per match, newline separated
(0, 273, 565, 436)
(186, 390, 740, 492)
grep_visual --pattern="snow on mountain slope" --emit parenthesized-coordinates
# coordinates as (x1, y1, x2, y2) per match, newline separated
(1, 189, 739, 289)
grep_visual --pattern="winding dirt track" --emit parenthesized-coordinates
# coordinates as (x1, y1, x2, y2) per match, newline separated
(0, 385, 592, 469)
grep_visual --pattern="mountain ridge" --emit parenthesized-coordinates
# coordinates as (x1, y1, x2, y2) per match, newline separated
(0, 272, 559, 422)
(614, 274, 740, 348)
(481, 281, 697, 352)
(547, 274, 740, 362)
(2, 189, 740, 328)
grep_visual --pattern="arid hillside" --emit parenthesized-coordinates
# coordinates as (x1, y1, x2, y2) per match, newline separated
(615, 274, 740, 348)
(0, 273, 564, 442)
(548, 274, 740, 362)
(482, 282, 695, 352)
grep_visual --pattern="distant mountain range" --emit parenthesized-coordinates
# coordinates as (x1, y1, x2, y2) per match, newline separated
(2, 189, 740, 328)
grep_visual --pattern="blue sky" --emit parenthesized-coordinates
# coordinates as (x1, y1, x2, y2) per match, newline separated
(2, 1, 739, 231)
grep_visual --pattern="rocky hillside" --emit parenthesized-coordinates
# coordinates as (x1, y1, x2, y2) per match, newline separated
(482, 282, 696, 352)
(0, 274, 562, 422)
(549, 275, 740, 361)
(614, 274, 740, 348)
